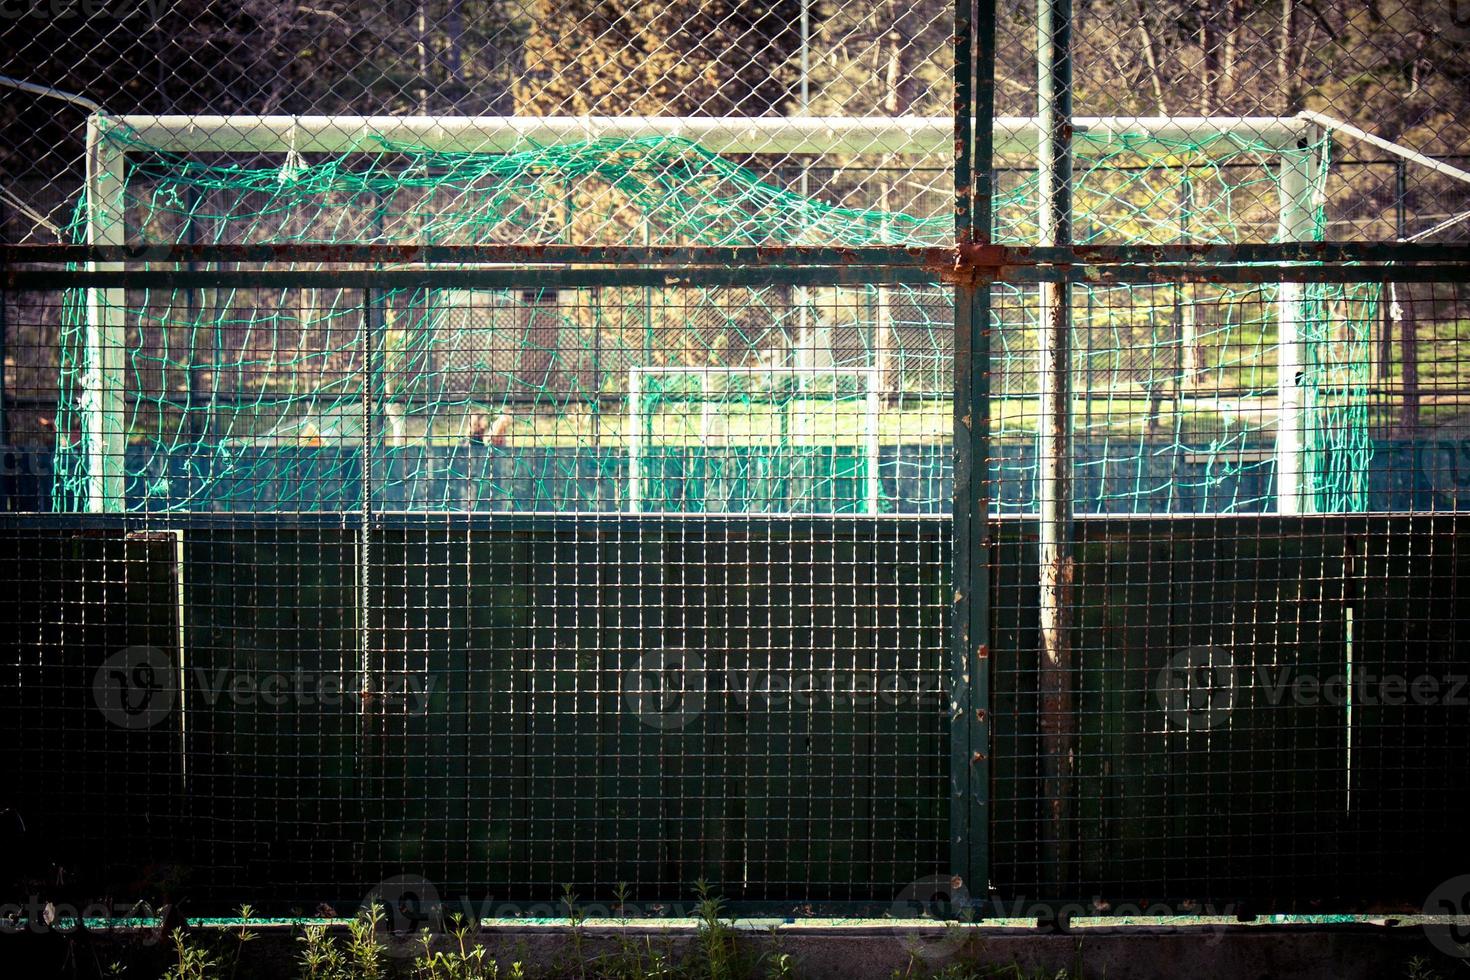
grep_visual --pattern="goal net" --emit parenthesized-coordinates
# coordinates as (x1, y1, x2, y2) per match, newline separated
(47, 114, 1375, 515)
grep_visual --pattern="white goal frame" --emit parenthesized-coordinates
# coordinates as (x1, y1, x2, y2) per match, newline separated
(84, 111, 1323, 514)
(627, 365, 883, 516)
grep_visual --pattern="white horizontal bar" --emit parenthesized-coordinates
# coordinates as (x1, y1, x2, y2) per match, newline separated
(1299, 110, 1470, 188)
(0, 72, 102, 112)
(107, 114, 1313, 156)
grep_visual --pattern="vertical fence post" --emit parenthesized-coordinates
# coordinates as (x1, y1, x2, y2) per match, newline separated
(865, 368, 882, 515)
(359, 284, 379, 783)
(84, 114, 127, 512)
(628, 368, 642, 513)
(1036, 0, 1076, 895)
(591, 286, 603, 507)
(795, 0, 812, 403)
(182, 186, 203, 443)
(952, 0, 993, 908)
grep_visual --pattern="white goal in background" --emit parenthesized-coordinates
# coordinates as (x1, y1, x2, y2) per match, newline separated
(627, 365, 882, 515)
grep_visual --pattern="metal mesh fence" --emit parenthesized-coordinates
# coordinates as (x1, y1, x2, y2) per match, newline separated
(986, 268, 1470, 910)
(1, 0, 1469, 928)
(2, 516, 951, 909)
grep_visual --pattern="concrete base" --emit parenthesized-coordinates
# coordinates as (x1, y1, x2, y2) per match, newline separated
(1, 920, 1461, 978)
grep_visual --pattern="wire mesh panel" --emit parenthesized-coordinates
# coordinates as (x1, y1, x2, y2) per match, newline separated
(988, 271, 1470, 911)
(2, 274, 957, 913)
(2, 0, 1470, 929)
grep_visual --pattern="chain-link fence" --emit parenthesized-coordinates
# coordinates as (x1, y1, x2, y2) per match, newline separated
(1, 0, 1468, 921)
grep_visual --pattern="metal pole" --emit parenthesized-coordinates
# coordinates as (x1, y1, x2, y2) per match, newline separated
(796, 0, 811, 373)
(592, 286, 602, 506)
(184, 185, 202, 441)
(1396, 158, 1408, 240)
(1297, 110, 1470, 189)
(799, 0, 810, 116)
(84, 114, 127, 512)
(864, 369, 881, 514)
(1036, 0, 1075, 896)
(627, 368, 642, 514)
(1083, 219, 1093, 434)
(0, 245, 8, 510)
(1275, 124, 1320, 514)
(0, 192, 7, 451)
(359, 285, 378, 808)
(951, 0, 994, 909)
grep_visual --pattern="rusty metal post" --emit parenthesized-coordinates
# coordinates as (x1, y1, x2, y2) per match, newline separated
(1036, 0, 1075, 896)
(951, 0, 994, 909)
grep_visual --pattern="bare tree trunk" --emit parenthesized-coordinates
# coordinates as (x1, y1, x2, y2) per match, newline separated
(1277, 0, 1301, 113)
(1197, 0, 1220, 114)
(445, 0, 465, 97)
(1131, 0, 1168, 114)
(1377, 288, 1394, 382)
(1221, 0, 1240, 94)
(416, 0, 432, 114)
(874, 18, 914, 404)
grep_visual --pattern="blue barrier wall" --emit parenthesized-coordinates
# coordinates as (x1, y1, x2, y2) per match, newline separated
(3, 439, 1467, 513)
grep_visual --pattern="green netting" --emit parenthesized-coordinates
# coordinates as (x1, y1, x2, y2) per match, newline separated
(52, 119, 1375, 514)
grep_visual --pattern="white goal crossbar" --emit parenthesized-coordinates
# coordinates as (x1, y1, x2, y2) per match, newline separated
(107, 113, 1314, 156)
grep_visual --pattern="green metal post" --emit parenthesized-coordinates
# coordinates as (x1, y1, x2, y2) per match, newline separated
(952, 0, 993, 911)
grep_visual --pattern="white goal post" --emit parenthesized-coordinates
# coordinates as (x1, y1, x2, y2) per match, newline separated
(627, 365, 883, 516)
(83, 111, 1322, 514)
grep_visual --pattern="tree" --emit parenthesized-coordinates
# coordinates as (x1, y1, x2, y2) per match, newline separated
(515, 0, 804, 116)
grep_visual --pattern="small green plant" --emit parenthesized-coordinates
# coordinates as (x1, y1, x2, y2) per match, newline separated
(1405, 956, 1444, 980)
(344, 905, 387, 980)
(299, 905, 387, 980)
(612, 882, 633, 922)
(300, 922, 348, 980)
(563, 884, 588, 980)
(224, 905, 259, 980)
(603, 935, 679, 980)
(161, 928, 218, 980)
(894, 957, 1081, 980)
(413, 912, 497, 980)
(596, 925, 681, 980)
(762, 950, 796, 980)
(693, 880, 739, 980)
